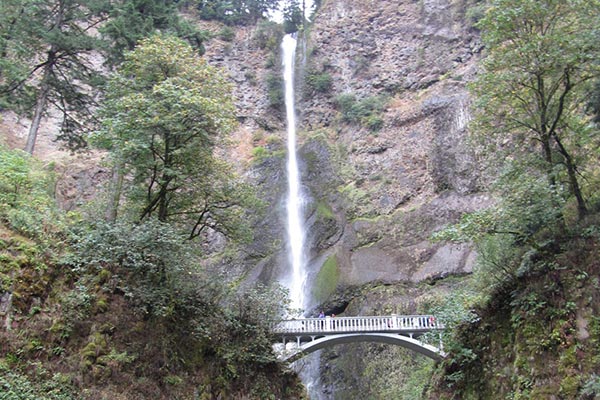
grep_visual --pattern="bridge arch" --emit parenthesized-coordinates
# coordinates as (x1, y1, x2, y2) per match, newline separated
(280, 333, 445, 363)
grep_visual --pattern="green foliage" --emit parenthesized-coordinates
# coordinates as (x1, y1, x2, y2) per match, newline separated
(96, 35, 258, 240)
(266, 72, 284, 109)
(588, 82, 600, 124)
(218, 26, 235, 42)
(338, 181, 373, 219)
(495, 165, 566, 236)
(581, 375, 600, 398)
(432, 160, 572, 296)
(196, 0, 280, 26)
(0, 0, 108, 151)
(316, 201, 334, 219)
(471, 0, 600, 221)
(335, 93, 386, 131)
(100, 0, 208, 67)
(201, 284, 293, 393)
(0, 145, 65, 242)
(252, 20, 284, 51)
(431, 209, 496, 244)
(360, 346, 435, 400)
(305, 70, 333, 94)
(282, 0, 304, 34)
(70, 219, 202, 319)
(465, 3, 487, 26)
(251, 146, 268, 162)
(0, 362, 76, 400)
(434, 165, 566, 244)
(430, 226, 600, 398)
(0, 0, 208, 151)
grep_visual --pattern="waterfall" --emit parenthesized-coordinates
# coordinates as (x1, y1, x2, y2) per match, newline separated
(282, 33, 307, 314)
(281, 32, 326, 400)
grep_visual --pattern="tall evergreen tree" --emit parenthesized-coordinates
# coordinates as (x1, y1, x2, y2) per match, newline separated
(0, 0, 208, 154)
(0, 0, 108, 153)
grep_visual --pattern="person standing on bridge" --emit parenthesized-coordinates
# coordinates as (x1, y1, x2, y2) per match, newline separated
(318, 311, 325, 329)
(429, 315, 436, 328)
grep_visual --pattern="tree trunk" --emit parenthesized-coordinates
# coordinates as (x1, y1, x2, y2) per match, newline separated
(105, 163, 124, 222)
(567, 161, 587, 220)
(540, 136, 557, 187)
(25, 0, 64, 154)
(24, 77, 50, 154)
(553, 134, 587, 220)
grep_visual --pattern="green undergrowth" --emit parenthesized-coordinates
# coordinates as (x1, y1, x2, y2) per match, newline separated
(0, 220, 305, 399)
(429, 217, 600, 399)
(0, 145, 305, 399)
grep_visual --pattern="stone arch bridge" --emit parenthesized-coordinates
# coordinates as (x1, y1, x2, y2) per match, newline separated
(272, 315, 445, 363)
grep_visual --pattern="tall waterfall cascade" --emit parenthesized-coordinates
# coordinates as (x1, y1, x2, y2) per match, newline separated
(282, 34, 307, 314)
(281, 31, 325, 400)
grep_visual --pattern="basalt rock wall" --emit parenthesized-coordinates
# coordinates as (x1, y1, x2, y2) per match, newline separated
(201, 0, 490, 309)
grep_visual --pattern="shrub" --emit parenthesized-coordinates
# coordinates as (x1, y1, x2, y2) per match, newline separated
(305, 71, 333, 94)
(253, 20, 284, 51)
(69, 220, 204, 319)
(466, 4, 487, 26)
(252, 146, 268, 161)
(0, 145, 64, 242)
(0, 362, 76, 400)
(335, 93, 386, 131)
(581, 374, 600, 398)
(266, 72, 284, 109)
(218, 26, 235, 42)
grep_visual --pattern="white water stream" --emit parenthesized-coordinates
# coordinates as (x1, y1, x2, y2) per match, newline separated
(281, 32, 326, 400)
(282, 33, 307, 314)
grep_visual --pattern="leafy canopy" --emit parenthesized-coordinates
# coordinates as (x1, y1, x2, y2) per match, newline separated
(95, 34, 257, 241)
(100, 0, 208, 66)
(0, 145, 66, 242)
(471, 0, 600, 221)
(434, 0, 600, 288)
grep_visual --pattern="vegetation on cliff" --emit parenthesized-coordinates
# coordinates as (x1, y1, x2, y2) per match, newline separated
(0, 3, 305, 396)
(426, 0, 600, 398)
(0, 144, 303, 398)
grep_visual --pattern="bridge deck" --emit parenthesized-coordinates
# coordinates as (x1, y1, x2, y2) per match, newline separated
(273, 315, 442, 341)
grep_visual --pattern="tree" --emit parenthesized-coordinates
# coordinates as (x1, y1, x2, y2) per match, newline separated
(100, 0, 208, 67)
(95, 35, 256, 240)
(197, 0, 280, 25)
(282, 0, 304, 33)
(0, 0, 108, 154)
(0, 0, 209, 155)
(471, 0, 600, 221)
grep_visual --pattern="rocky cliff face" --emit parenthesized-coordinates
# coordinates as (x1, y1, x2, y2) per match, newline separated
(199, 0, 490, 311)
(299, 0, 488, 296)
(199, 3, 491, 394)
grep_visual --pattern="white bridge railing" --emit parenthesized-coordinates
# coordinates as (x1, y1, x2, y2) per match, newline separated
(272, 315, 443, 337)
